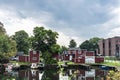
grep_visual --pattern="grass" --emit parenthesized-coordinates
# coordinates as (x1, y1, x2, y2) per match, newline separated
(58, 61, 74, 65)
(103, 57, 120, 67)
(101, 61, 120, 67)
(10, 61, 30, 65)
(58, 60, 120, 67)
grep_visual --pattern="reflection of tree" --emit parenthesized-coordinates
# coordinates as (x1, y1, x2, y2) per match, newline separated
(0, 74, 16, 80)
(41, 69, 59, 80)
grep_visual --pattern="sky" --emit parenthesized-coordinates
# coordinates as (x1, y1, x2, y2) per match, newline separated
(0, 0, 120, 47)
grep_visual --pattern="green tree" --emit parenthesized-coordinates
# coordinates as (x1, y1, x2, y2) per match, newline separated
(0, 22, 16, 58)
(0, 34, 17, 58)
(69, 39, 77, 48)
(32, 27, 59, 53)
(59, 46, 68, 53)
(79, 40, 90, 50)
(0, 22, 6, 34)
(31, 27, 59, 64)
(12, 30, 29, 54)
(50, 44, 61, 54)
(80, 37, 102, 51)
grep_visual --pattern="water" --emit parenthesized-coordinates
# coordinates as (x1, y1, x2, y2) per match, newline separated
(0, 68, 109, 80)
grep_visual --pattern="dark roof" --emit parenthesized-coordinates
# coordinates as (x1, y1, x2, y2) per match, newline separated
(68, 48, 80, 50)
(16, 52, 24, 56)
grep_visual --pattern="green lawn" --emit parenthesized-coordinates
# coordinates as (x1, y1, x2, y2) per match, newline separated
(58, 60, 120, 67)
(58, 61, 74, 65)
(101, 61, 120, 67)
(10, 61, 30, 65)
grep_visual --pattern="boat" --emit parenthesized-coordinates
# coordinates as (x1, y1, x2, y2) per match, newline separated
(38, 63, 45, 69)
(31, 63, 44, 69)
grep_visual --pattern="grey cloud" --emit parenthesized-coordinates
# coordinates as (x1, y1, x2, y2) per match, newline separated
(0, 0, 119, 40)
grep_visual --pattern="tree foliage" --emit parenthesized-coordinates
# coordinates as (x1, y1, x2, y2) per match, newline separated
(69, 39, 77, 48)
(0, 23, 16, 59)
(107, 70, 120, 80)
(0, 22, 6, 34)
(32, 27, 59, 53)
(0, 35, 16, 58)
(50, 44, 61, 54)
(31, 27, 59, 64)
(79, 37, 102, 51)
(12, 30, 29, 54)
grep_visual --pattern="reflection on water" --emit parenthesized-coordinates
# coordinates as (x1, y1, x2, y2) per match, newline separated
(0, 68, 109, 80)
(60, 69, 107, 80)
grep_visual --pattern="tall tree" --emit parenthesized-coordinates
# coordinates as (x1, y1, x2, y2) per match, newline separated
(79, 40, 91, 50)
(0, 22, 16, 58)
(60, 46, 68, 53)
(50, 44, 61, 54)
(0, 22, 6, 34)
(31, 27, 59, 64)
(32, 27, 59, 53)
(80, 37, 102, 51)
(0, 33, 16, 58)
(69, 39, 77, 48)
(12, 30, 29, 54)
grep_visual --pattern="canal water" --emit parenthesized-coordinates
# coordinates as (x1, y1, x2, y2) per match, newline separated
(0, 67, 110, 80)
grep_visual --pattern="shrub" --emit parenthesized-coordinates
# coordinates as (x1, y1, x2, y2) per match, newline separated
(106, 70, 120, 80)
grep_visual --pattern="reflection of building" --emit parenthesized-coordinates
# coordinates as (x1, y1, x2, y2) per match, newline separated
(6, 69, 107, 80)
(98, 37, 120, 58)
(18, 70, 59, 80)
(59, 69, 107, 80)
(18, 70, 41, 80)
(59, 73, 69, 80)
(61, 48, 104, 63)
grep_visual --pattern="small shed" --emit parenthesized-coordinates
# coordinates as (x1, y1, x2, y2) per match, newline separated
(18, 51, 40, 63)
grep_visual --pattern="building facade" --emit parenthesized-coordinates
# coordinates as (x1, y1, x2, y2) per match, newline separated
(61, 48, 104, 63)
(19, 51, 40, 63)
(98, 36, 120, 58)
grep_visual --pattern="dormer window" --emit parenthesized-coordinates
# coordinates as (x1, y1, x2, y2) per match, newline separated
(33, 51, 36, 54)
(32, 57, 37, 60)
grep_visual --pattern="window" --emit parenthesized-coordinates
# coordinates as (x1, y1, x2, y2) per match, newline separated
(78, 56, 82, 59)
(66, 54, 68, 56)
(78, 50, 81, 54)
(32, 57, 37, 60)
(33, 51, 36, 54)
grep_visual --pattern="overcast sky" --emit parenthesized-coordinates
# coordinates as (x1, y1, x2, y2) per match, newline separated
(0, 0, 120, 47)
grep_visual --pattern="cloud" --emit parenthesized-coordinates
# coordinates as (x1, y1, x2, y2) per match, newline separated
(57, 32, 84, 47)
(107, 27, 120, 37)
(0, 0, 120, 47)
(57, 32, 71, 47)
(106, 7, 120, 37)
(0, 9, 49, 36)
(0, 8, 83, 47)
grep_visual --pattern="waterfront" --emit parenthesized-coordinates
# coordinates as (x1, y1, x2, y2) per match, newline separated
(0, 67, 110, 80)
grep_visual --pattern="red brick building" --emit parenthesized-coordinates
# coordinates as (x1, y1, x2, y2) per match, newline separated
(61, 48, 104, 63)
(98, 36, 120, 58)
(19, 51, 40, 63)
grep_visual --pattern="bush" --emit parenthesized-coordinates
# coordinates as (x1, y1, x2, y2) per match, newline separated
(42, 51, 57, 64)
(0, 54, 10, 64)
(0, 58, 9, 64)
(106, 70, 120, 80)
(0, 65, 5, 73)
(2, 58, 9, 63)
